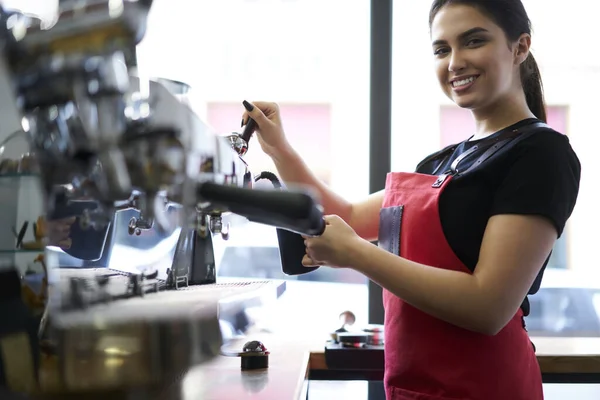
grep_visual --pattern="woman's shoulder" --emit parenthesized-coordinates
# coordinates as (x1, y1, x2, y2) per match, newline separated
(415, 119, 581, 175)
(511, 122, 580, 169)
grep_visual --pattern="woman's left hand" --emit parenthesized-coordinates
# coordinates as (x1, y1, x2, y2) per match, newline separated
(302, 215, 362, 268)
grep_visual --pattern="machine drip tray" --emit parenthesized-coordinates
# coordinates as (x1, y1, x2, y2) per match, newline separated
(45, 275, 286, 394)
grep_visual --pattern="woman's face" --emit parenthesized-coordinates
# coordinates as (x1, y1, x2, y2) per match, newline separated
(430, 4, 525, 112)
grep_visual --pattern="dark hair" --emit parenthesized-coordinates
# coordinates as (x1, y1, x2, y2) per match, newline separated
(429, 0, 547, 122)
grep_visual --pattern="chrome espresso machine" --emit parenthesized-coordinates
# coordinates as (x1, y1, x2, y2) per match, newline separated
(0, 1, 324, 398)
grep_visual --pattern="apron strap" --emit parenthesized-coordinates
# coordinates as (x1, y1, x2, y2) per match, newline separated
(416, 142, 460, 173)
(456, 122, 549, 175)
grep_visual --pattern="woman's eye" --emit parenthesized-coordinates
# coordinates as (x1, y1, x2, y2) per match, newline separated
(434, 47, 449, 56)
(466, 38, 484, 46)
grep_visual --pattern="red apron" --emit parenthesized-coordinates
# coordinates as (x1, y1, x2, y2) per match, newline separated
(378, 124, 549, 400)
(379, 172, 543, 400)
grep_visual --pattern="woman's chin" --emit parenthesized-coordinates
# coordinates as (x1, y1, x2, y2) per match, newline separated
(451, 96, 479, 110)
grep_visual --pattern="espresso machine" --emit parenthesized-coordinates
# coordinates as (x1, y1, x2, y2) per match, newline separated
(0, 1, 324, 397)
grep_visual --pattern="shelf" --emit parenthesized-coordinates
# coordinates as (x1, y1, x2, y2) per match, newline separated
(0, 173, 40, 179)
(0, 249, 45, 253)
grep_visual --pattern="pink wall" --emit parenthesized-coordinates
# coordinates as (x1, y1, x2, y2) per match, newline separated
(206, 103, 332, 183)
(440, 105, 568, 147)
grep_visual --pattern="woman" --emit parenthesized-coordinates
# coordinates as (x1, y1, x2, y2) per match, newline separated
(242, 0, 580, 399)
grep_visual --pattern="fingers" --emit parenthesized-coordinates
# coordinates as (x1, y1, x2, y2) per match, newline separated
(323, 215, 339, 224)
(302, 237, 318, 267)
(302, 254, 318, 267)
(64, 216, 77, 224)
(47, 217, 75, 247)
(56, 221, 73, 234)
(241, 100, 280, 127)
(50, 218, 74, 234)
(58, 238, 72, 250)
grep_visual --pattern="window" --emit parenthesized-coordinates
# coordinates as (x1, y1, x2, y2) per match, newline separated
(392, 1, 599, 338)
(206, 103, 333, 183)
(439, 105, 568, 147)
(136, 0, 372, 335)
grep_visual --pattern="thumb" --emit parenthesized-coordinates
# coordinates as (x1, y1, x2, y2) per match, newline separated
(242, 100, 274, 128)
(323, 215, 339, 224)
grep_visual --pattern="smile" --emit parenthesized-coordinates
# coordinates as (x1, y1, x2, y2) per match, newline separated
(451, 75, 479, 89)
(450, 75, 479, 94)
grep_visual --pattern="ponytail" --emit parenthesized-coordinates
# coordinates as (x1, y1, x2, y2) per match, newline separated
(520, 52, 547, 123)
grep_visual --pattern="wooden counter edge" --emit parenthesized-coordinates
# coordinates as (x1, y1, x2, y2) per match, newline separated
(309, 351, 328, 372)
(294, 351, 311, 400)
(307, 351, 600, 374)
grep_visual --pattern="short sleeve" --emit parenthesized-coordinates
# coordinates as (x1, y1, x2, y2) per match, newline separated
(490, 132, 581, 237)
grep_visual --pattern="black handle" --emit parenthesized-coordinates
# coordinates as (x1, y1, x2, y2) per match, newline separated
(240, 118, 258, 144)
(197, 182, 325, 237)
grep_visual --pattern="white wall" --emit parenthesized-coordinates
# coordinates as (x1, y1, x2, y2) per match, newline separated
(137, 0, 372, 202)
(524, 0, 600, 276)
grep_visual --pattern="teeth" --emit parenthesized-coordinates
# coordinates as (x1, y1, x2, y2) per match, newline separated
(452, 76, 476, 87)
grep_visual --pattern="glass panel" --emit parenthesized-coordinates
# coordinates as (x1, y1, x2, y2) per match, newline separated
(136, 0, 372, 335)
(392, 1, 599, 338)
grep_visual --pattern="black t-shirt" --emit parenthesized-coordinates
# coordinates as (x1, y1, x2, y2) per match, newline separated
(415, 118, 581, 315)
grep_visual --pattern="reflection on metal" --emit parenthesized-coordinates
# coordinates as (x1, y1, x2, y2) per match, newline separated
(0, 1, 318, 397)
(45, 279, 285, 394)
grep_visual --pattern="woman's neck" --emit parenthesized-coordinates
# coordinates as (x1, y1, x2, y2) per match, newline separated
(470, 93, 536, 141)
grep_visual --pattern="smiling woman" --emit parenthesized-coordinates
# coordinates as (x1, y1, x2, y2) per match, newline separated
(429, 0, 545, 133)
(244, 0, 580, 399)
(385, 0, 594, 398)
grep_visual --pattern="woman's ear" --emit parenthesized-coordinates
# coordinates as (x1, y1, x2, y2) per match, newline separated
(514, 33, 532, 65)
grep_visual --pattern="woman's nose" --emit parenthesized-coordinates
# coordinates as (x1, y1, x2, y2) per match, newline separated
(448, 50, 467, 72)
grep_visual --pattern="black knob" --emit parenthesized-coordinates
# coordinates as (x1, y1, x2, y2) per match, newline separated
(243, 340, 267, 353)
(240, 340, 269, 370)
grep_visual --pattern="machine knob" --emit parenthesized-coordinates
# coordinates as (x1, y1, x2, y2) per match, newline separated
(243, 340, 267, 353)
(240, 340, 269, 370)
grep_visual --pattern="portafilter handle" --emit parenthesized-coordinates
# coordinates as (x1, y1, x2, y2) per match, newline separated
(197, 182, 326, 237)
(240, 118, 257, 144)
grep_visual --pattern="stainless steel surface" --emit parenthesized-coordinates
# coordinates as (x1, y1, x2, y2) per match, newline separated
(1, 0, 250, 237)
(0, 0, 318, 395)
(0, 0, 237, 394)
(46, 278, 285, 393)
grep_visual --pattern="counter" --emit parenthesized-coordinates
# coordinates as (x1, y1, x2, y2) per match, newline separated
(309, 336, 600, 384)
(39, 336, 600, 399)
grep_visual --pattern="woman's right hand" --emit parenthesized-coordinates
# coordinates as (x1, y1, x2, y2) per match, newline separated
(46, 217, 75, 250)
(241, 100, 291, 159)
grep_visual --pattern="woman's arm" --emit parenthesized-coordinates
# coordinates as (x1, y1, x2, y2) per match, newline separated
(272, 144, 384, 241)
(242, 101, 383, 241)
(348, 214, 557, 335)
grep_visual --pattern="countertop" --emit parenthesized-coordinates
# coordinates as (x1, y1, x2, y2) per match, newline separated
(38, 336, 600, 399)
